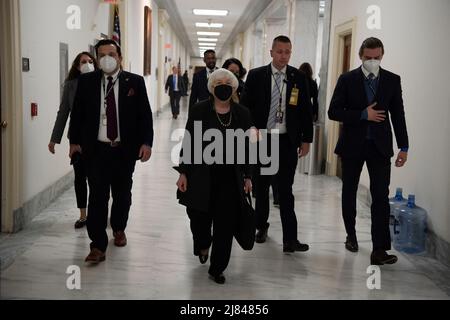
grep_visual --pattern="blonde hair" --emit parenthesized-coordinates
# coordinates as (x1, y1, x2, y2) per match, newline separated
(207, 68, 239, 95)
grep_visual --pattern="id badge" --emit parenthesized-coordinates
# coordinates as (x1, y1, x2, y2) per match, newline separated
(102, 114, 107, 126)
(276, 110, 284, 123)
(289, 87, 300, 106)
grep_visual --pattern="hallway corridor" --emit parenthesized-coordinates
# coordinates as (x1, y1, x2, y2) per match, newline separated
(1, 100, 449, 300)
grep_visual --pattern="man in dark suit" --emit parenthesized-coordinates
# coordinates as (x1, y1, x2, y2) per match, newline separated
(241, 35, 313, 253)
(69, 39, 153, 264)
(328, 37, 409, 265)
(165, 66, 185, 119)
(189, 49, 217, 112)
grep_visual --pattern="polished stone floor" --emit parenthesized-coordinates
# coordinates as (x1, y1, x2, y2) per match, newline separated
(1, 98, 449, 300)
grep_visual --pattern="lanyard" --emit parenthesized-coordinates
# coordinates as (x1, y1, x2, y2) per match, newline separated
(272, 72, 285, 110)
(102, 72, 121, 104)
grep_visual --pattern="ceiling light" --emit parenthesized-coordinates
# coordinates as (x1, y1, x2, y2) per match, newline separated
(198, 38, 218, 42)
(199, 46, 216, 49)
(193, 9, 228, 16)
(196, 22, 223, 28)
(197, 31, 220, 36)
(199, 43, 217, 46)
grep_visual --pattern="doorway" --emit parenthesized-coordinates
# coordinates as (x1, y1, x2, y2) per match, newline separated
(326, 19, 357, 177)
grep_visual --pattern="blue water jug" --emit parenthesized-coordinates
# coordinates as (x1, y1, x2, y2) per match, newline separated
(393, 195, 427, 254)
(389, 188, 407, 242)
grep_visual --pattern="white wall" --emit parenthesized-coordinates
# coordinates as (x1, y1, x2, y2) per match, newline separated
(326, 0, 450, 242)
(20, 0, 110, 202)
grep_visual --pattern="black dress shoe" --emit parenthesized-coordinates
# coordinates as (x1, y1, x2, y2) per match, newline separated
(209, 273, 226, 284)
(255, 228, 268, 243)
(345, 236, 359, 252)
(74, 218, 86, 229)
(199, 254, 208, 264)
(370, 250, 398, 265)
(283, 240, 309, 253)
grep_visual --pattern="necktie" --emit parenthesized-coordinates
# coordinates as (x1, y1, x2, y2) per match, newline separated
(267, 72, 282, 129)
(106, 76, 118, 141)
(366, 73, 377, 103)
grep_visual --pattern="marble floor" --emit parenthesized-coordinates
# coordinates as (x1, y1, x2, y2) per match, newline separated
(1, 98, 449, 300)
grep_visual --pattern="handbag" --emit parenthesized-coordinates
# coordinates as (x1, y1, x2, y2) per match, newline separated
(234, 193, 256, 250)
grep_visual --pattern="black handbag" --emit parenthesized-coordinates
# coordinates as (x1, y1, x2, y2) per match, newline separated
(234, 193, 256, 250)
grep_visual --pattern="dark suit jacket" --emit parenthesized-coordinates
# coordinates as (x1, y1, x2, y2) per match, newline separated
(165, 74, 186, 96)
(240, 64, 313, 147)
(69, 70, 154, 160)
(50, 78, 78, 143)
(189, 68, 210, 111)
(175, 99, 253, 213)
(328, 67, 409, 158)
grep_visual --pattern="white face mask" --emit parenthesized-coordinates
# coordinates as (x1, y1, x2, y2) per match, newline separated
(99, 55, 118, 74)
(80, 62, 95, 74)
(363, 59, 381, 74)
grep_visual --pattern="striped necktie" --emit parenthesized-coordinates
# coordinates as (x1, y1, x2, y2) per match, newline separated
(267, 72, 282, 129)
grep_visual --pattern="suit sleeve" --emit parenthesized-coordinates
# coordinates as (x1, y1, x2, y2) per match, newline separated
(299, 73, 314, 143)
(390, 75, 409, 149)
(165, 76, 170, 92)
(69, 78, 85, 145)
(137, 76, 154, 147)
(177, 108, 196, 175)
(189, 73, 199, 110)
(328, 74, 363, 124)
(240, 71, 256, 119)
(51, 80, 73, 144)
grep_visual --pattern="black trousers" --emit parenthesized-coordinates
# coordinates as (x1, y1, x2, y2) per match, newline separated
(72, 154, 88, 209)
(187, 166, 239, 276)
(85, 142, 136, 252)
(255, 134, 299, 243)
(170, 91, 182, 115)
(341, 140, 391, 251)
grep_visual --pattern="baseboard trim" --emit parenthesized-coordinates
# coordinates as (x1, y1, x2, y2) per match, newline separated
(11, 171, 74, 233)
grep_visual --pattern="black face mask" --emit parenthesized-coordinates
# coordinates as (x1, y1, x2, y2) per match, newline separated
(214, 85, 233, 101)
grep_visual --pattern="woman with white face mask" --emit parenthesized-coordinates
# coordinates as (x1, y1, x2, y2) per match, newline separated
(48, 51, 98, 229)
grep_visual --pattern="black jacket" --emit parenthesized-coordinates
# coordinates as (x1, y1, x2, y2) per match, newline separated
(175, 99, 253, 213)
(328, 67, 409, 158)
(189, 68, 211, 111)
(165, 74, 186, 96)
(69, 70, 154, 159)
(240, 64, 313, 147)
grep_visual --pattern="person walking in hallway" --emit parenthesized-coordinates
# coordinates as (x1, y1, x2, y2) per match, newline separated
(189, 50, 218, 113)
(69, 39, 154, 264)
(182, 70, 189, 96)
(299, 62, 319, 122)
(241, 35, 313, 253)
(176, 69, 254, 284)
(222, 58, 245, 103)
(48, 51, 98, 229)
(328, 37, 409, 265)
(165, 66, 185, 119)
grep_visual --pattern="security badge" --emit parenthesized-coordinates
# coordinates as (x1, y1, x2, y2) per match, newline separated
(289, 85, 300, 106)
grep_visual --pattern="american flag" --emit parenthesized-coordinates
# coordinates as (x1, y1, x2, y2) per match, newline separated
(112, 5, 121, 45)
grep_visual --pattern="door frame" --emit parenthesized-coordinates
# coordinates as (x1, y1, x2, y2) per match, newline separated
(325, 18, 357, 176)
(0, 0, 23, 233)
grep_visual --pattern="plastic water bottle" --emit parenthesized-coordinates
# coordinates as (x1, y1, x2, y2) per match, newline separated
(393, 195, 427, 254)
(389, 188, 407, 242)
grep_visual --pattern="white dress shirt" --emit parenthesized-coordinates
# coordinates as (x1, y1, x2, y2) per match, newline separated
(98, 69, 121, 142)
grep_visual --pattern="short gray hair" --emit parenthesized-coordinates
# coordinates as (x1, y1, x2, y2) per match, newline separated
(207, 68, 239, 95)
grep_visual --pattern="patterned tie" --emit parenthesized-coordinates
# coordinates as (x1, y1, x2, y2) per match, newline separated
(366, 73, 377, 103)
(267, 72, 282, 129)
(106, 76, 118, 141)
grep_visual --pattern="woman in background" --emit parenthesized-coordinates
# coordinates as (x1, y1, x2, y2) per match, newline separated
(299, 62, 319, 122)
(48, 51, 98, 229)
(222, 58, 245, 103)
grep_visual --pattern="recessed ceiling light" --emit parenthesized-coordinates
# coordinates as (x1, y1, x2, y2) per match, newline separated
(196, 22, 223, 28)
(193, 9, 228, 16)
(199, 46, 216, 50)
(197, 31, 220, 36)
(199, 43, 217, 46)
(198, 38, 218, 42)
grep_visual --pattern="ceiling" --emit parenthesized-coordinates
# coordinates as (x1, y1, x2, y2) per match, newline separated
(154, 0, 272, 58)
